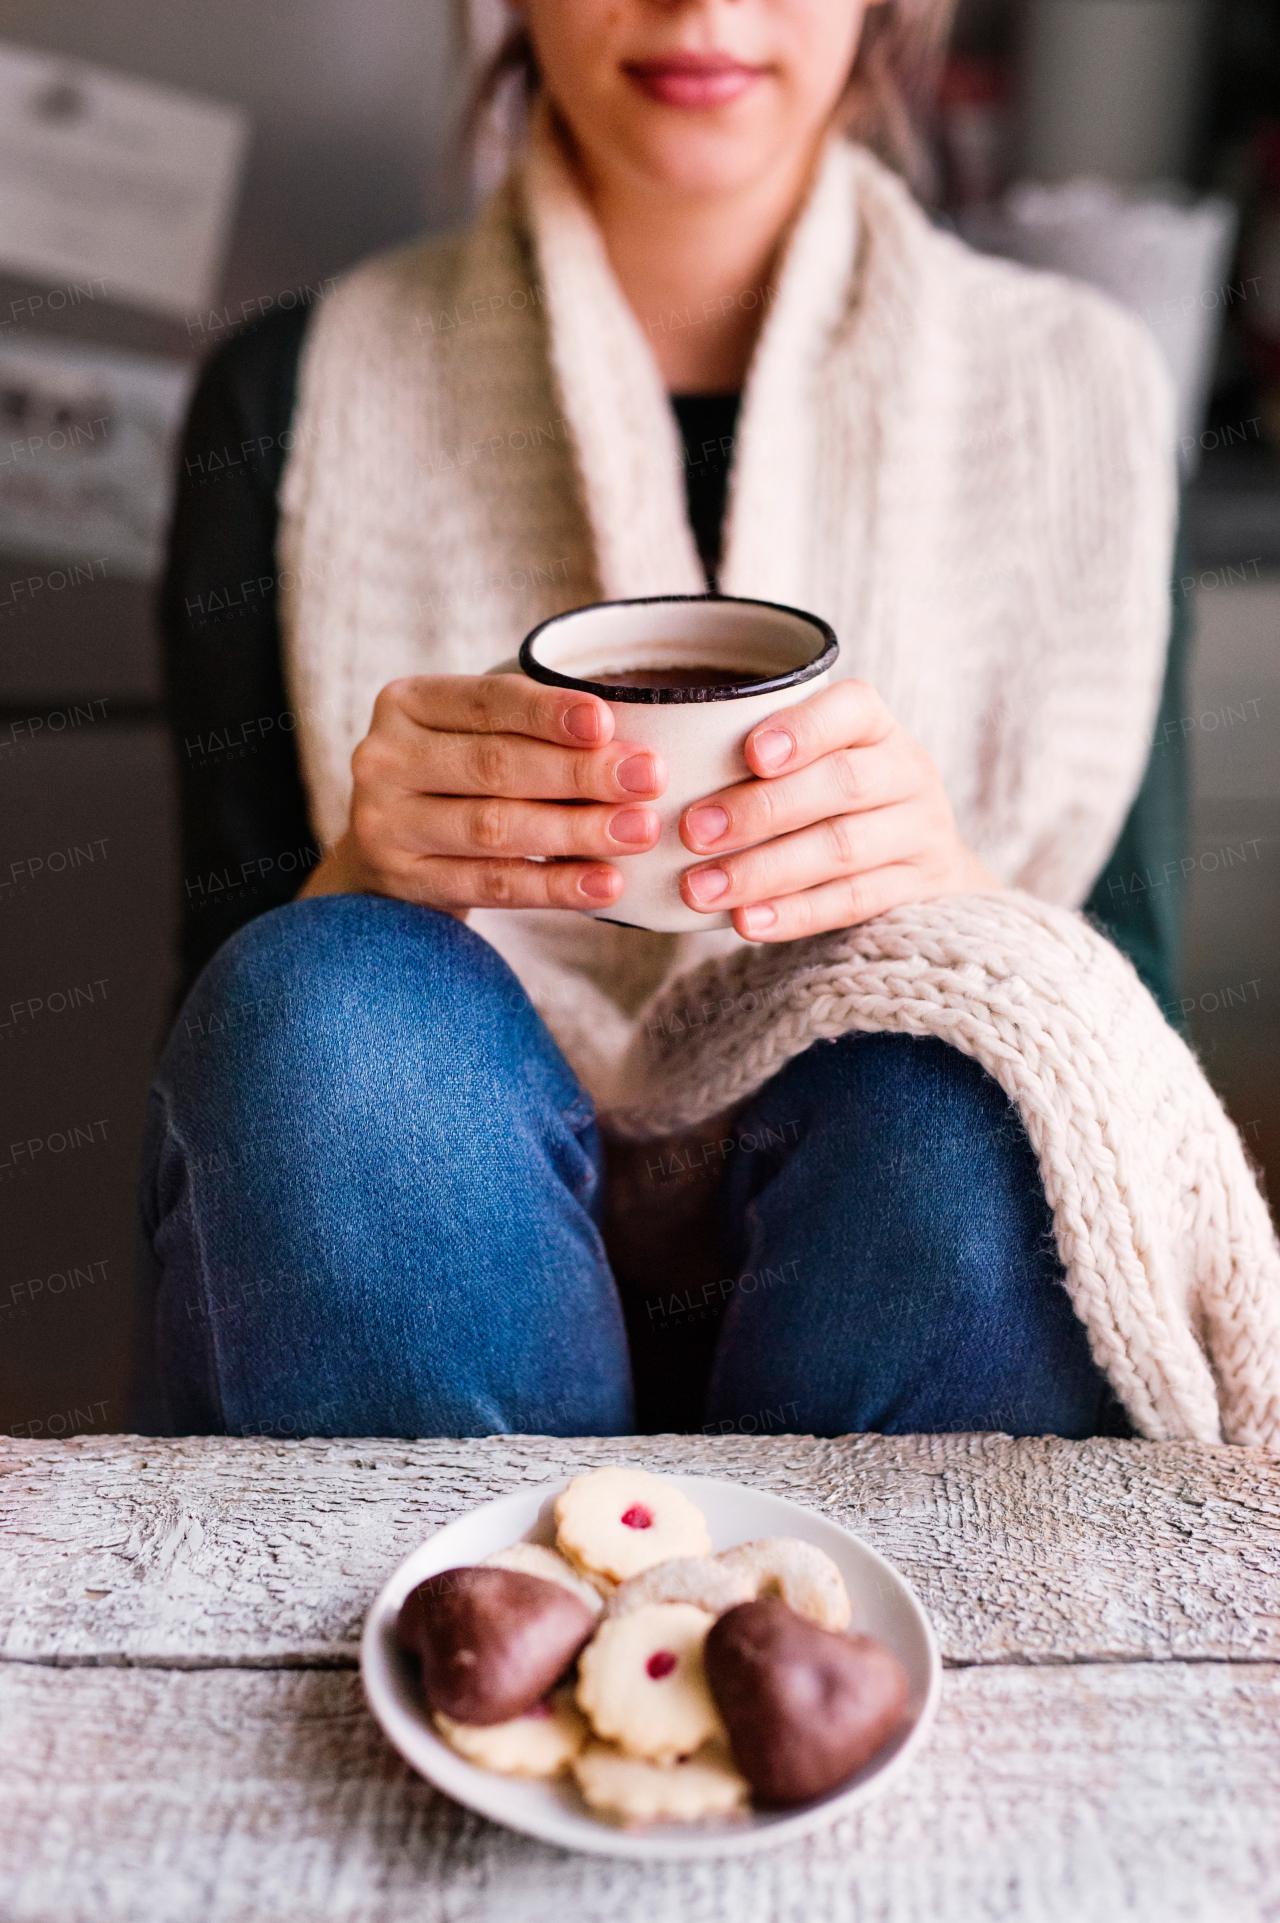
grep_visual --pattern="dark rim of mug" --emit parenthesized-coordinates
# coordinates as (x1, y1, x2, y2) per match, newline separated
(518, 594, 839, 703)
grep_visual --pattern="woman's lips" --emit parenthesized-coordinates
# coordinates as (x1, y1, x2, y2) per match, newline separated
(623, 55, 767, 110)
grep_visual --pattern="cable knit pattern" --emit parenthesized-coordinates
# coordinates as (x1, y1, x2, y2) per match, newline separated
(599, 894, 1280, 1450)
(276, 110, 1279, 1448)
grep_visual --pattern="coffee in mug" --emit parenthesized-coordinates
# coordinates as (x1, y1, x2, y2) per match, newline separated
(589, 665, 770, 691)
(504, 594, 838, 932)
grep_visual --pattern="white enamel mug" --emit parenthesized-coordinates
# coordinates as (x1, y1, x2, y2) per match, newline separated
(507, 594, 838, 933)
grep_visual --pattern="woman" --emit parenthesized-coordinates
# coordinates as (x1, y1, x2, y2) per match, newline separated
(140, 0, 1279, 1449)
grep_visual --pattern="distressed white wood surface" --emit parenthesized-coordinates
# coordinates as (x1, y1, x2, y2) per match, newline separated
(3, 1432, 1279, 1667)
(2, 1661, 1277, 1923)
(4, 1432, 1278, 1922)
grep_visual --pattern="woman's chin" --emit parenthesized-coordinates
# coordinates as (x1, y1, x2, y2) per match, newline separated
(610, 117, 796, 203)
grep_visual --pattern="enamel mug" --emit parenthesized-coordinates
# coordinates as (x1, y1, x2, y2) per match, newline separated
(496, 594, 839, 933)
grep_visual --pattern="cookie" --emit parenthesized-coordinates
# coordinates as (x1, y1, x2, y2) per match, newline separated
(397, 1566, 596, 1725)
(434, 1689, 587, 1777)
(482, 1541, 605, 1617)
(705, 1598, 909, 1808)
(572, 1739, 749, 1825)
(714, 1537, 852, 1631)
(558, 1558, 616, 1603)
(555, 1467, 712, 1584)
(605, 1557, 754, 1621)
(576, 1601, 724, 1763)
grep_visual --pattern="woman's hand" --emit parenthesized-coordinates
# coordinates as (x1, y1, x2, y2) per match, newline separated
(299, 674, 665, 916)
(677, 680, 999, 941)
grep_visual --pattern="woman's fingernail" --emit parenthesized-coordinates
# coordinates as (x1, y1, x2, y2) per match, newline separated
(752, 729, 793, 771)
(740, 902, 778, 934)
(616, 753, 657, 793)
(579, 868, 616, 901)
(685, 804, 728, 847)
(565, 704, 601, 742)
(609, 807, 656, 846)
(687, 866, 729, 905)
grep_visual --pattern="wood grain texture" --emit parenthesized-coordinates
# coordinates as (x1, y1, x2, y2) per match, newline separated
(3, 1432, 1279, 1668)
(2, 1660, 1277, 1923)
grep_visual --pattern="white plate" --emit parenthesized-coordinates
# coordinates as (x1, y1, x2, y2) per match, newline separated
(360, 1474, 940, 1860)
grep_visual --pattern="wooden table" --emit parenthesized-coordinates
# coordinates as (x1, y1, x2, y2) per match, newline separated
(3, 1432, 1279, 1922)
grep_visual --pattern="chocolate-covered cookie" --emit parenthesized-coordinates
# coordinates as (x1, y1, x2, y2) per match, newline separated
(397, 1566, 597, 1726)
(705, 1597, 909, 1807)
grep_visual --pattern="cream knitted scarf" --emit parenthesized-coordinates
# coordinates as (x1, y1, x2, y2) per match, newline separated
(279, 113, 1280, 1447)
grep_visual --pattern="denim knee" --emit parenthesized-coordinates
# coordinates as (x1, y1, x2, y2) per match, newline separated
(140, 894, 629, 1439)
(164, 894, 593, 1138)
(710, 1030, 1118, 1438)
(729, 1031, 1060, 1306)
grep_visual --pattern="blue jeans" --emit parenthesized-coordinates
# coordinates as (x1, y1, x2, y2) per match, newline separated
(135, 895, 1125, 1440)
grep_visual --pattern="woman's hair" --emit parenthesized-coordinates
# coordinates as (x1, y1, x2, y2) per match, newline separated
(462, 2, 959, 196)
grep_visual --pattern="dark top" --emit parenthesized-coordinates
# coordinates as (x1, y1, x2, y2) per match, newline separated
(160, 310, 1190, 1018)
(670, 392, 741, 584)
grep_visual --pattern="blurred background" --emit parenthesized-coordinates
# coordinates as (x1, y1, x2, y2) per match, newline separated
(2, 0, 1277, 1438)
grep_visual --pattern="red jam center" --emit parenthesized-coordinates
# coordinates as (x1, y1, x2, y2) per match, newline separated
(621, 1504, 653, 1530)
(646, 1651, 677, 1680)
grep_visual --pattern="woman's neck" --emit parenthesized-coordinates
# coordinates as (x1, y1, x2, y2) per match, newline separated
(570, 138, 822, 394)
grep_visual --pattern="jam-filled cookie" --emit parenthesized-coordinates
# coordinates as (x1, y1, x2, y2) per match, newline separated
(605, 1556, 753, 1621)
(555, 1467, 712, 1584)
(572, 1739, 749, 1825)
(576, 1600, 724, 1763)
(481, 1541, 604, 1617)
(715, 1537, 852, 1631)
(434, 1689, 587, 1777)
